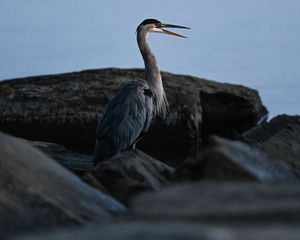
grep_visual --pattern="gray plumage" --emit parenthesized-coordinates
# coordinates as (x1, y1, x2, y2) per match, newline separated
(93, 19, 189, 165)
(93, 80, 154, 162)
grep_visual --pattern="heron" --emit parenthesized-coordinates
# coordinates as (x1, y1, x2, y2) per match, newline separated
(93, 18, 190, 165)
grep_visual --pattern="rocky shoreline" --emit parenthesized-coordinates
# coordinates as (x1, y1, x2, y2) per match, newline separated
(0, 68, 299, 239)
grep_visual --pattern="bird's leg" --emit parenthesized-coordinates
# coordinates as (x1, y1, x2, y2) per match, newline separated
(131, 143, 136, 150)
(127, 143, 136, 151)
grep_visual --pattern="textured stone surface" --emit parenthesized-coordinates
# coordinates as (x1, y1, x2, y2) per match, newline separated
(243, 114, 300, 171)
(91, 149, 175, 203)
(177, 136, 300, 182)
(200, 90, 267, 139)
(0, 132, 125, 236)
(0, 68, 266, 165)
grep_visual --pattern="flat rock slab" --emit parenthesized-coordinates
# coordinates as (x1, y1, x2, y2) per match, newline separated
(13, 221, 300, 240)
(0, 68, 266, 165)
(177, 136, 300, 182)
(91, 149, 175, 203)
(29, 140, 94, 171)
(243, 114, 300, 171)
(131, 181, 300, 224)
(0, 132, 125, 237)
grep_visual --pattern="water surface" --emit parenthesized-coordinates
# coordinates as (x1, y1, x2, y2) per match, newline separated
(1, 0, 299, 117)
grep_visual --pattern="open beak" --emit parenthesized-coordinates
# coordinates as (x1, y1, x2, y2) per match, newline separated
(160, 23, 190, 38)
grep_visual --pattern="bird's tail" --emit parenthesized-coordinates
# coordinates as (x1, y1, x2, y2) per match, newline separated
(93, 139, 112, 166)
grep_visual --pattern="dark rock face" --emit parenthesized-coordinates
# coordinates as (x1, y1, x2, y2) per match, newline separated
(243, 114, 300, 171)
(200, 84, 268, 140)
(91, 149, 175, 204)
(131, 181, 300, 224)
(0, 132, 125, 236)
(177, 136, 300, 182)
(0, 68, 267, 165)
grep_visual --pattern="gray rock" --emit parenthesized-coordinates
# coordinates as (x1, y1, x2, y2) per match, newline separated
(243, 114, 300, 171)
(90, 149, 175, 203)
(12, 221, 300, 240)
(131, 181, 300, 224)
(0, 68, 266, 165)
(177, 136, 299, 183)
(0, 132, 125, 236)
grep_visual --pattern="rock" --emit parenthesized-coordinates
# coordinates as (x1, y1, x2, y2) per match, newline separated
(28, 140, 175, 202)
(80, 173, 109, 194)
(28, 140, 109, 192)
(12, 220, 300, 240)
(131, 181, 300, 224)
(0, 132, 125, 237)
(90, 149, 175, 204)
(0, 68, 266, 165)
(243, 114, 300, 171)
(177, 136, 300, 183)
(27, 139, 174, 202)
(12, 181, 300, 240)
(200, 88, 268, 140)
(29, 140, 94, 171)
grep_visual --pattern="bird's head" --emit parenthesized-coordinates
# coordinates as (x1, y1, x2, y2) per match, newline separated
(136, 18, 190, 38)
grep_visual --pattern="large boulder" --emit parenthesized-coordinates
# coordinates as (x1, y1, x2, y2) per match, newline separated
(177, 136, 300, 182)
(0, 68, 267, 165)
(0, 132, 125, 236)
(243, 115, 300, 171)
(90, 149, 175, 204)
(131, 181, 300, 223)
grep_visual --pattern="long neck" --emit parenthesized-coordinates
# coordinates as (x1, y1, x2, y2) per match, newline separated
(137, 29, 168, 117)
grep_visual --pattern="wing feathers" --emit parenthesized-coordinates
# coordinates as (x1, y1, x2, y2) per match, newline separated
(93, 80, 153, 164)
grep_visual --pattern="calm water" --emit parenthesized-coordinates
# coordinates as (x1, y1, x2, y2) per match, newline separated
(1, 0, 299, 117)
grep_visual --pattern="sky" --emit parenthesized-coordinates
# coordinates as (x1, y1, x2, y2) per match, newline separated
(0, 0, 299, 117)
